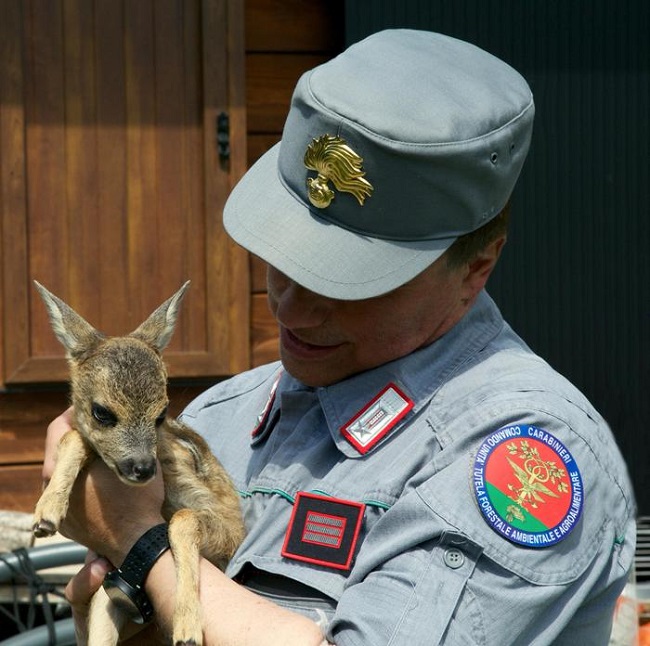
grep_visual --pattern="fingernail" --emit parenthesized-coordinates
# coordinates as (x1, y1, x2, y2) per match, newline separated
(90, 558, 112, 577)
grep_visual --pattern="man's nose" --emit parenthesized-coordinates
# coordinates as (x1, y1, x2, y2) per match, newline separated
(269, 271, 332, 328)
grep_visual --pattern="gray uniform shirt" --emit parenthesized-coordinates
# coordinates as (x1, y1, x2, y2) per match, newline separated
(180, 291, 636, 645)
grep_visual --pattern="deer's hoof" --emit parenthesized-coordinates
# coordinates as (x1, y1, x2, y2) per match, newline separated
(33, 520, 57, 537)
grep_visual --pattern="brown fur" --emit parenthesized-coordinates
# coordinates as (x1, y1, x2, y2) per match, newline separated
(32, 281, 245, 646)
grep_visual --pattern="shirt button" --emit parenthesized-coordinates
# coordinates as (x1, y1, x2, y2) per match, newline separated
(443, 548, 465, 569)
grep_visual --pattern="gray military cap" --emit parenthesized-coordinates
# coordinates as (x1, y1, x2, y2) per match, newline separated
(224, 29, 534, 300)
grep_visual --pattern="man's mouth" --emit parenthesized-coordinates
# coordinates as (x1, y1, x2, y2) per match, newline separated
(280, 327, 344, 359)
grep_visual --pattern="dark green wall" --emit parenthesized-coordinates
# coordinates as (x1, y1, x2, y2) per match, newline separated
(346, 0, 649, 514)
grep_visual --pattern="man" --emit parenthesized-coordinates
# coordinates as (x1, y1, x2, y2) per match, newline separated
(45, 30, 636, 644)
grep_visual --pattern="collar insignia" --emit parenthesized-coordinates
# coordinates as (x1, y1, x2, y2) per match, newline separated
(304, 134, 374, 209)
(250, 372, 282, 441)
(472, 425, 584, 548)
(341, 383, 414, 454)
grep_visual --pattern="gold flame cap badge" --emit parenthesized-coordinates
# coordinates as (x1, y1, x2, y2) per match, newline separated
(304, 135, 373, 209)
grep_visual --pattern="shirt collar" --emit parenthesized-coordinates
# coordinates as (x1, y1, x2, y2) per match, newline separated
(256, 291, 504, 457)
(319, 291, 505, 457)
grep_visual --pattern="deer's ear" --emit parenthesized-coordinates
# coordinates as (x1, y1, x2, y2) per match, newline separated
(33, 281, 104, 360)
(130, 281, 190, 352)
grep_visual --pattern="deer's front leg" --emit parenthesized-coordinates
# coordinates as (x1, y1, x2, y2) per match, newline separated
(86, 587, 127, 646)
(168, 509, 203, 646)
(33, 429, 93, 537)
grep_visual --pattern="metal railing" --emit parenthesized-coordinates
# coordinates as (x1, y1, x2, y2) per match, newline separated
(0, 542, 86, 645)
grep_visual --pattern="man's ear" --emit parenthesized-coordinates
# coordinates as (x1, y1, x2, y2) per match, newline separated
(461, 234, 507, 300)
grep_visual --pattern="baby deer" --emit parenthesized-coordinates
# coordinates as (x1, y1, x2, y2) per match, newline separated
(33, 281, 245, 646)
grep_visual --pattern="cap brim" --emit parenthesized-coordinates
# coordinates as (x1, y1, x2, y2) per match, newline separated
(223, 143, 455, 300)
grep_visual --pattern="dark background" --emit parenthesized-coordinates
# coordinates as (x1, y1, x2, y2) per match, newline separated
(346, 0, 649, 515)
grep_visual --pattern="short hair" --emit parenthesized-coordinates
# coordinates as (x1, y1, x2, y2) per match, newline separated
(444, 201, 511, 269)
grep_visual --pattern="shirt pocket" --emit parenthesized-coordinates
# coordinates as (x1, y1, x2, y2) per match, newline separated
(329, 493, 486, 645)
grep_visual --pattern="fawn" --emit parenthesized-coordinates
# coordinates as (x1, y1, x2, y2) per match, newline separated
(32, 281, 245, 646)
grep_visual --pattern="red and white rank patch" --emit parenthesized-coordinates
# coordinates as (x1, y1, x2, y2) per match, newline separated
(340, 383, 414, 454)
(282, 492, 365, 571)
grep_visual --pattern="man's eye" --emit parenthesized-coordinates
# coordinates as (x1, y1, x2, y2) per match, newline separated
(91, 403, 117, 427)
(155, 407, 168, 427)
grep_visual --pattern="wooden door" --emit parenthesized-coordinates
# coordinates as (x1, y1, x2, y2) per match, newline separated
(0, 0, 248, 387)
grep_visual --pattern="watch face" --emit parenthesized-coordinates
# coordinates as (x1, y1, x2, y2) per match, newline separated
(103, 571, 150, 624)
(105, 585, 139, 614)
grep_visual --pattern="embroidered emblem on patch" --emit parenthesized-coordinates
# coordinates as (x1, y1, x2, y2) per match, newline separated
(341, 383, 414, 454)
(472, 425, 584, 548)
(282, 492, 365, 571)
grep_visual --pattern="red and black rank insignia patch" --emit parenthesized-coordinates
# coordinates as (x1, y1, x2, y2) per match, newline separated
(281, 492, 365, 571)
(472, 424, 584, 548)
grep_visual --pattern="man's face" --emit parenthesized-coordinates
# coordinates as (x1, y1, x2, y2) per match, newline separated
(266, 258, 471, 387)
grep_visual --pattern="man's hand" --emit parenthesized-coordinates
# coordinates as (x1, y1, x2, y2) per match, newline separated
(66, 551, 165, 645)
(42, 407, 74, 483)
(65, 551, 112, 646)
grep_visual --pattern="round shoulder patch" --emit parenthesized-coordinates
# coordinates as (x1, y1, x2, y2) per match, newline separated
(472, 424, 584, 548)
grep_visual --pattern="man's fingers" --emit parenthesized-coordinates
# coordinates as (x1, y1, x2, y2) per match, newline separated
(65, 554, 113, 608)
(66, 554, 155, 646)
(42, 406, 74, 481)
(63, 553, 113, 646)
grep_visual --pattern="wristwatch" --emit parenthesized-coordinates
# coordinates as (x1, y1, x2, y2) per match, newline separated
(102, 522, 170, 624)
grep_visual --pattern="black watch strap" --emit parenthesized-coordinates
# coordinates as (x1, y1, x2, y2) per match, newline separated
(118, 523, 170, 587)
(103, 523, 170, 623)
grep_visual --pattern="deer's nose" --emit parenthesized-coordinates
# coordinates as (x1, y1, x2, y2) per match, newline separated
(119, 457, 157, 483)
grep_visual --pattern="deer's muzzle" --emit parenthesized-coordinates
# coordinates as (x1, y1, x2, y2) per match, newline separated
(117, 456, 157, 483)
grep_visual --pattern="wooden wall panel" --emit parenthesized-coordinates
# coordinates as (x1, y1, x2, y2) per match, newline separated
(0, 0, 28, 388)
(0, 391, 69, 513)
(64, 0, 102, 315)
(0, 392, 69, 464)
(247, 133, 281, 165)
(2, 0, 248, 385)
(202, 0, 250, 373)
(251, 256, 267, 293)
(94, 0, 130, 333)
(246, 53, 331, 134)
(0, 466, 42, 513)
(246, 0, 344, 52)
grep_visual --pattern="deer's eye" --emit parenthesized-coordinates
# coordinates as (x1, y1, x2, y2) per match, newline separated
(155, 407, 168, 427)
(91, 403, 117, 427)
